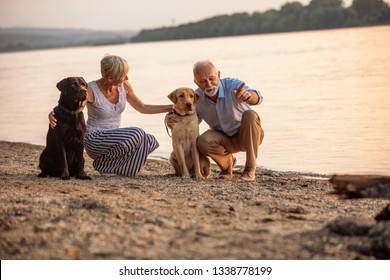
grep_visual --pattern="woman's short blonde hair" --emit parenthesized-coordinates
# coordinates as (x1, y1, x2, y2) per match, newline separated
(100, 54, 130, 79)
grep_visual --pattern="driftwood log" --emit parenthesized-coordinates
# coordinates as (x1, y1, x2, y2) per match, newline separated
(330, 175, 390, 199)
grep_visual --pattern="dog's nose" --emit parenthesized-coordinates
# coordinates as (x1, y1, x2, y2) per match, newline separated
(185, 102, 192, 109)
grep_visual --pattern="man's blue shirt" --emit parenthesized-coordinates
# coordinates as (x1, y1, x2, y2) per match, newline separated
(195, 77, 262, 136)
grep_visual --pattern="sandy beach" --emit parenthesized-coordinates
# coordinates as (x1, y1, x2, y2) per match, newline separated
(0, 140, 389, 260)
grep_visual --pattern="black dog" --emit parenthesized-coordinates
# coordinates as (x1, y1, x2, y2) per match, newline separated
(38, 77, 91, 180)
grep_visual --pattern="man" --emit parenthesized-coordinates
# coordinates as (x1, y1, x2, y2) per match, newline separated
(169, 60, 264, 181)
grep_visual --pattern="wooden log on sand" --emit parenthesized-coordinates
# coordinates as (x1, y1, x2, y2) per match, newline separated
(329, 175, 390, 199)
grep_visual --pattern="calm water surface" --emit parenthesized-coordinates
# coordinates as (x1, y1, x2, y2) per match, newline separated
(0, 26, 389, 175)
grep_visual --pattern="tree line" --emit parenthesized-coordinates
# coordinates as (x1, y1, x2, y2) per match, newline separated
(131, 0, 390, 42)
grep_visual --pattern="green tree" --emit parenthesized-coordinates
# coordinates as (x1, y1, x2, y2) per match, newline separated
(259, 10, 280, 33)
(352, 0, 381, 17)
(130, 0, 390, 43)
(308, 0, 344, 9)
(310, 6, 345, 29)
(275, 2, 304, 31)
(343, 7, 360, 27)
(352, 0, 390, 24)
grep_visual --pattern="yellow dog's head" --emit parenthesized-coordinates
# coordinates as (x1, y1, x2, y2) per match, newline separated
(168, 87, 199, 115)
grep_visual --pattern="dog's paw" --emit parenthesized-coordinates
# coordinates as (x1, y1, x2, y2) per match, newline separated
(37, 172, 47, 178)
(60, 175, 71, 180)
(194, 173, 206, 180)
(163, 173, 178, 177)
(76, 175, 92, 180)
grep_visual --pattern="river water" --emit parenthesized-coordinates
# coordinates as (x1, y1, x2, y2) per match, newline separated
(0, 26, 389, 175)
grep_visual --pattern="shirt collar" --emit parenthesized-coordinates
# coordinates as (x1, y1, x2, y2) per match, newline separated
(217, 81, 225, 98)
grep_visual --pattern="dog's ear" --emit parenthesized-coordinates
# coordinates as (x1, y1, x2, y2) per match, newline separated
(78, 77, 87, 86)
(193, 90, 199, 104)
(168, 89, 178, 104)
(56, 78, 68, 94)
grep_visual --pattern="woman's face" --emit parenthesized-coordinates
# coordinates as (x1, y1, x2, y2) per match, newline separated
(109, 75, 128, 87)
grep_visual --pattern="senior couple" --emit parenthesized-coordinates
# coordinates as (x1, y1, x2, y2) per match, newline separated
(50, 54, 264, 181)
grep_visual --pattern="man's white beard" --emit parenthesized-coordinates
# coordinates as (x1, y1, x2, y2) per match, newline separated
(204, 85, 219, 97)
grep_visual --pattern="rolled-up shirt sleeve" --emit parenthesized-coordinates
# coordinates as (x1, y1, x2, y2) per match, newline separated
(251, 89, 263, 105)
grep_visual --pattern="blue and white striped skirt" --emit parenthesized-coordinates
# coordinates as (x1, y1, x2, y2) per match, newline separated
(85, 127, 159, 177)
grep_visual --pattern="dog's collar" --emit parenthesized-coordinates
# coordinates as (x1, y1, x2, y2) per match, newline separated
(169, 109, 195, 117)
(165, 109, 195, 139)
(58, 104, 83, 115)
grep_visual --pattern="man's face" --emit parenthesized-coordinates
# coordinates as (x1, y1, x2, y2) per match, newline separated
(194, 66, 220, 97)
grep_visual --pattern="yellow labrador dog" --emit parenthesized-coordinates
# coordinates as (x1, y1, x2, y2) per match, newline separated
(168, 87, 210, 179)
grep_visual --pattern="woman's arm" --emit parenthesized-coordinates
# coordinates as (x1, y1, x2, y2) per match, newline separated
(123, 81, 173, 114)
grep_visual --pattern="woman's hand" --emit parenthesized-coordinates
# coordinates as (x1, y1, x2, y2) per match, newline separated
(49, 111, 57, 129)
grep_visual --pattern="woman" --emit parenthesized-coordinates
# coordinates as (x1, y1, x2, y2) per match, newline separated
(50, 54, 172, 176)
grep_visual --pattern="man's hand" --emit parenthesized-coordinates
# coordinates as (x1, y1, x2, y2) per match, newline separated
(165, 113, 177, 129)
(49, 111, 57, 129)
(234, 82, 251, 102)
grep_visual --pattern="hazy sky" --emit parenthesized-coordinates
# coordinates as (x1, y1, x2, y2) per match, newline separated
(0, 0, 357, 31)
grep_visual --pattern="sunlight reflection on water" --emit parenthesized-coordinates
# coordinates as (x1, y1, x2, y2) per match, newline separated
(0, 26, 389, 175)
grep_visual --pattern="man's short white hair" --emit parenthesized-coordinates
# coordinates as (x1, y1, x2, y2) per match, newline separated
(193, 60, 216, 76)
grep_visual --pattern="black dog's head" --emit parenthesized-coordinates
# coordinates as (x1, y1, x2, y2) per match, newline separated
(57, 77, 88, 110)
